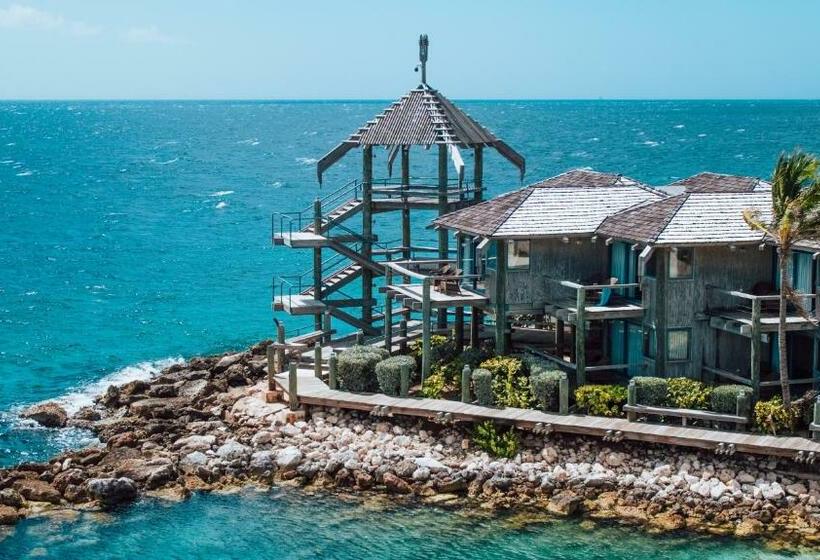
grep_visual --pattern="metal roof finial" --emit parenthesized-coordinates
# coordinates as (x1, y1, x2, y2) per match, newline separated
(418, 34, 429, 85)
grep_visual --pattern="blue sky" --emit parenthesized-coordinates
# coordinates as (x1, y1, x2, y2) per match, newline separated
(1, 1, 819, 99)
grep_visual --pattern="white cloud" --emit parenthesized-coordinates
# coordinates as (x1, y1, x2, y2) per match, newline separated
(123, 24, 178, 45)
(0, 4, 100, 36)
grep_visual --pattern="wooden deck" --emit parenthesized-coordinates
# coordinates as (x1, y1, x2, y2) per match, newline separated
(274, 369, 820, 462)
(711, 310, 815, 336)
(545, 298, 644, 324)
(388, 283, 488, 309)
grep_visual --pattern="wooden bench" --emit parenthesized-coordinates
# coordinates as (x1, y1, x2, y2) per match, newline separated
(623, 403, 750, 431)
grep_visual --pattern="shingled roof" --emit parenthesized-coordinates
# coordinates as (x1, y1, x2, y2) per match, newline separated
(597, 190, 773, 246)
(317, 86, 524, 183)
(433, 169, 666, 238)
(666, 172, 771, 194)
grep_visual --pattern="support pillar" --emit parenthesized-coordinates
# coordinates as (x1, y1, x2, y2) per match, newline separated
(288, 363, 299, 411)
(470, 307, 481, 348)
(422, 279, 432, 381)
(654, 250, 668, 375)
(313, 197, 323, 331)
(494, 240, 508, 355)
(454, 307, 464, 353)
(750, 298, 762, 401)
(556, 318, 565, 357)
(474, 145, 483, 202)
(362, 146, 373, 325)
(437, 144, 449, 329)
(401, 146, 411, 282)
(575, 286, 587, 386)
(384, 267, 393, 352)
(275, 321, 286, 374)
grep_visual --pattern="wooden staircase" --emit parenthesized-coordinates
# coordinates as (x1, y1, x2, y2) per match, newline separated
(301, 263, 363, 298)
(303, 199, 363, 234)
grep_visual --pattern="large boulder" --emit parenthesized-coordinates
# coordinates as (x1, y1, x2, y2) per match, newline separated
(13, 478, 61, 504)
(0, 488, 23, 508)
(216, 440, 252, 462)
(20, 402, 68, 428)
(275, 446, 303, 469)
(547, 491, 582, 517)
(0, 505, 20, 525)
(86, 477, 138, 506)
(213, 353, 244, 373)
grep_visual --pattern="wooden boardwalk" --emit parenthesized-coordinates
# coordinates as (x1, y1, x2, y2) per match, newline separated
(274, 369, 820, 463)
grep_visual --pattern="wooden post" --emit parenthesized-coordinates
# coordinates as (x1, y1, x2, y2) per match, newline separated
(266, 344, 276, 391)
(556, 318, 565, 357)
(437, 144, 448, 330)
(356, 331, 364, 345)
(654, 250, 668, 375)
(399, 318, 408, 353)
(314, 345, 322, 379)
(400, 363, 410, 397)
(454, 307, 464, 353)
(422, 279, 432, 381)
(575, 286, 587, 386)
(559, 372, 569, 415)
(322, 312, 332, 345)
(735, 392, 751, 432)
(313, 197, 323, 331)
(750, 298, 762, 401)
(474, 145, 483, 202)
(288, 363, 299, 411)
(461, 365, 471, 403)
(813, 396, 820, 441)
(384, 267, 393, 352)
(275, 321, 286, 374)
(362, 145, 373, 326)
(401, 145, 411, 282)
(627, 379, 637, 421)
(328, 354, 338, 390)
(470, 307, 481, 348)
(494, 240, 508, 355)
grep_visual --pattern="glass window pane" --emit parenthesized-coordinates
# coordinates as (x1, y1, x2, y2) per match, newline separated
(643, 326, 656, 359)
(669, 248, 693, 278)
(485, 240, 497, 271)
(507, 240, 530, 269)
(668, 329, 690, 361)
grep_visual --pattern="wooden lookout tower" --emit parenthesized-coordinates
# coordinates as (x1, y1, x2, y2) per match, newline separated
(272, 35, 525, 365)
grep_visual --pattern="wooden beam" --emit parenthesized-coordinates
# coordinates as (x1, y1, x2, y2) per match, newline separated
(750, 298, 761, 400)
(437, 144, 448, 330)
(494, 240, 508, 354)
(362, 146, 373, 325)
(575, 286, 586, 386)
(422, 280, 432, 381)
(474, 145, 483, 202)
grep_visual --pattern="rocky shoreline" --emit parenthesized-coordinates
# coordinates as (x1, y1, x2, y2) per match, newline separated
(2, 341, 820, 549)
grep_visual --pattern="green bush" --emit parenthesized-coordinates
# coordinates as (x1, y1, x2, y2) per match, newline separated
(754, 397, 800, 435)
(409, 335, 456, 368)
(336, 346, 388, 392)
(633, 376, 668, 406)
(575, 384, 628, 417)
(666, 377, 712, 409)
(421, 371, 446, 398)
(530, 370, 563, 411)
(479, 356, 532, 408)
(472, 368, 493, 406)
(710, 384, 752, 414)
(472, 420, 519, 458)
(375, 355, 416, 396)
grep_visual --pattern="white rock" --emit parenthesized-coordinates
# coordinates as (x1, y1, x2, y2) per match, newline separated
(541, 446, 559, 463)
(786, 482, 808, 496)
(281, 423, 301, 438)
(604, 452, 624, 468)
(710, 480, 727, 500)
(414, 457, 448, 473)
(276, 446, 303, 468)
(173, 434, 216, 452)
(181, 451, 208, 468)
(412, 467, 431, 481)
(216, 440, 251, 461)
(761, 482, 785, 501)
(250, 450, 276, 471)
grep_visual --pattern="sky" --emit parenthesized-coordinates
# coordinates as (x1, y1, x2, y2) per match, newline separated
(1, 0, 820, 100)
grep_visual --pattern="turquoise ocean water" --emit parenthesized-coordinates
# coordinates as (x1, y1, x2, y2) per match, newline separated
(2, 100, 820, 557)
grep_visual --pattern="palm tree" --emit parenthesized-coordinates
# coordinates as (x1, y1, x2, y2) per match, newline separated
(743, 149, 820, 406)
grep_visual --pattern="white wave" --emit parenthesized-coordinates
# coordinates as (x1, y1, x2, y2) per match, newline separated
(697, 133, 707, 138)
(673, 124, 685, 129)
(210, 190, 234, 197)
(270, 181, 285, 189)
(15, 170, 33, 177)
(736, 128, 746, 133)
(215, 201, 228, 209)
(48, 357, 184, 415)
(236, 138, 258, 145)
(643, 141, 660, 147)
(296, 157, 318, 165)
(153, 157, 179, 165)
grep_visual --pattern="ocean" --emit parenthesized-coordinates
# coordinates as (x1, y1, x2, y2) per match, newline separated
(2, 100, 820, 557)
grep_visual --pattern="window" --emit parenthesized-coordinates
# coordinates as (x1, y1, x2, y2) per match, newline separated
(667, 328, 691, 361)
(644, 253, 657, 278)
(484, 240, 497, 271)
(643, 326, 657, 359)
(507, 240, 530, 269)
(669, 247, 693, 278)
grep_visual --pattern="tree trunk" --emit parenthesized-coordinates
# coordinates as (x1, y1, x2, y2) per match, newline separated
(778, 249, 791, 406)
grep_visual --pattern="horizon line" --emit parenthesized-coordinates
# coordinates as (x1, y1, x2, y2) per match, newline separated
(2, 97, 820, 103)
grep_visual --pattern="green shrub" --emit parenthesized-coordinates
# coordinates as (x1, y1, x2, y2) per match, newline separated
(336, 346, 388, 392)
(575, 384, 628, 417)
(633, 376, 668, 406)
(666, 377, 712, 409)
(375, 355, 416, 396)
(754, 397, 800, 435)
(710, 384, 752, 414)
(530, 369, 563, 411)
(421, 372, 446, 399)
(523, 354, 552, 375)
(471, 420, 519, 458)
(409, 335, 456, 368)
(472, 368, 493, 406)
(479, 356, 531, 408)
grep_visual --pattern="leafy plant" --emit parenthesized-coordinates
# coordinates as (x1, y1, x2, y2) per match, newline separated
(479, 356, 532, 408)
(710, 384, 753, 414)
(375, 355, 416, 396)
(472, 368, 493, 406)
(471, 420, 519, 458)
(409, 335, 456, 369)
(666, 377, 712, 410)
(754, 397, 800, 435)
(575, 384, 628, 417)
(633, 376, 668, 406)
(421, 371, 446, 399)
(530, 369, 563, 411)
